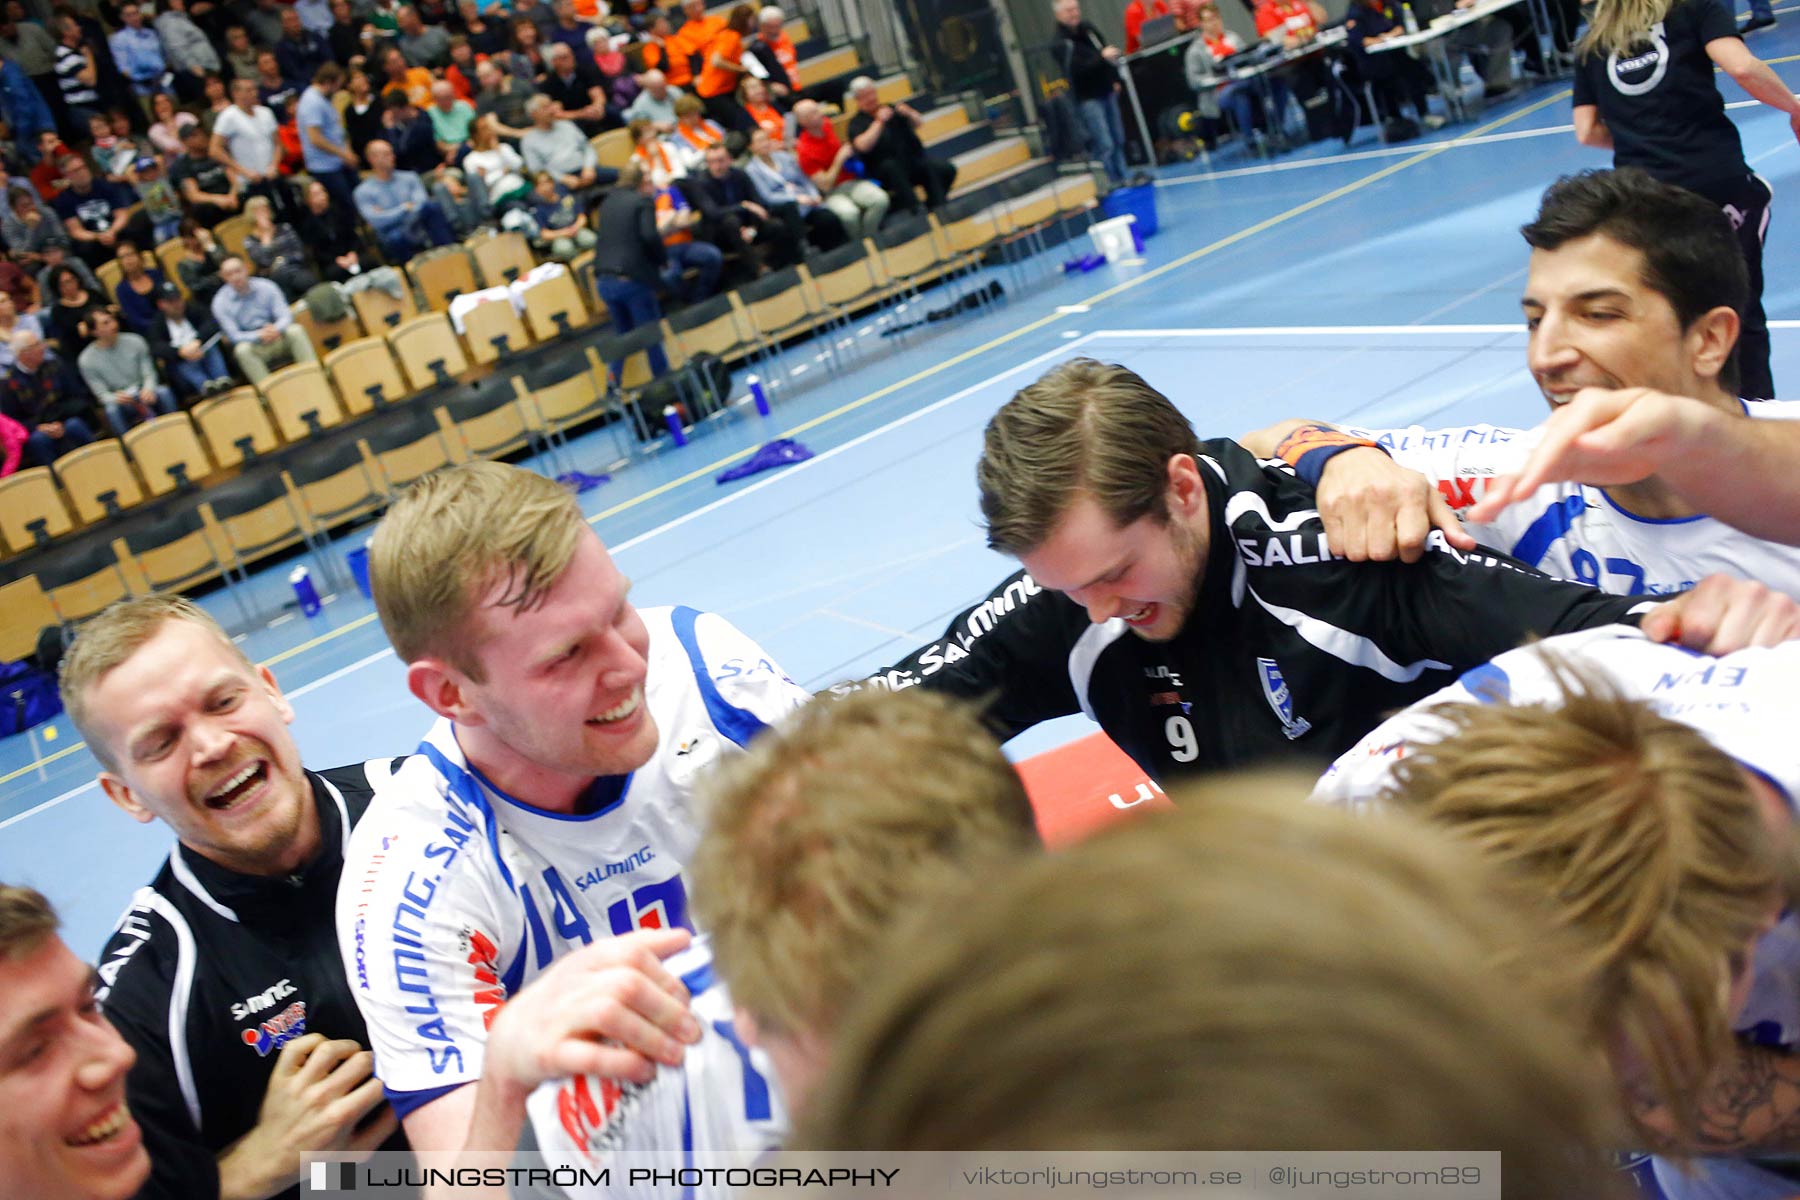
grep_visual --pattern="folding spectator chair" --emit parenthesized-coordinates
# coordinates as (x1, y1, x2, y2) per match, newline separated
(37, 538, 132, 627)
(388, 313, 470, 391)
(190, 387, 282, 468)
(461, 298, 533, 366)
(0, 467, 76, 552)
(520, 269, 594, 341)
(438, 377, 551, 465)
(798, 241, 884, 359)
(154, 238, 189, 297)
(215, 213, 255, 258)
(323, 337, 410, 415)
(411, 248, 479, 314)
(733, 266, 832, 384)
(515, 351, 629, 466)
(56, 440, 146, 525)
(121, 502, 247, 625)
(0, 574, 60, 662)
(260, 362, 347, 442)
(591, 128, 635, 170)
(204, 471, 341, 595)
(352, 273, 419, 334)
(594, 324, 677, 443)
(285, 440, 388, 551)
(292, 300, 365, 358)
(361, 406, 458, 496)
(122, 411, 215, 496)
(468, 230, 537, 286)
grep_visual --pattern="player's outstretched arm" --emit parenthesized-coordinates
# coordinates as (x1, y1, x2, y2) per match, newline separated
(217, 1034, 396, 1200)
(1242, 420, 1475, 562)
(1470, 387, 1800, 544)
(399, 930, 700, 1198)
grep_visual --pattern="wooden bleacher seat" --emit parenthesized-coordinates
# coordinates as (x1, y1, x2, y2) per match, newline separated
(352, 273, 419, 333)
(469, 230, 538, 286)
(520, 268, 593, 340)
(461, 299, 532, 366)
(154, 238, 189, 297)
(190, 387, 281, 468)
(36, 539, 132, 626)
(797, 44, 859, 90)
(388, 313, 470, 391)
(411, 249, 479, 313)
(260, 362, 346, 441)
(293, 300, 365, 358)
(56, 440, 146, 525)
(324, 337, 410, 415)
(215, 213, 255, 258)
(0, 575, 59, 661)
(361, 406, 457, 494)
(122, 411, 215, 496)
(0, 468, 76, 553)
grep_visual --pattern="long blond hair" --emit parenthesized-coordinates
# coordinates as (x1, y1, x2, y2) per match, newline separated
(1579, 0, 1677, 60)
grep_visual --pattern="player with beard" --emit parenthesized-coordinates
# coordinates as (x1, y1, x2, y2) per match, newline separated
(855, 357, 1800, 783)
(67, 598, 407, 1200)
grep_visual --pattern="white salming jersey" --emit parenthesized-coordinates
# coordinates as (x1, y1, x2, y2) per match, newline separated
(337, 606, 807, 1119)
(1314, 626, 1800, 1200)
(525, 941, 786, 1194)
(1342, 400, 1800, 598)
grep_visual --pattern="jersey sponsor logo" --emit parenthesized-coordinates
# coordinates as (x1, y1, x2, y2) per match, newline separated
(575, 846, 658, 892)
(1143, 665, 1185, 686)
(1257, 657, 1313, 740)
(1607, 22, 1668, 96)
(465, 928, 506, 1031)
(241, 999, 307, 1056)
(715, 657, 795, 685)
(607, 876, 691, 935)
(353, 916, 371, 991)
(861, 575, 1046, 690)
(230, 978, 297, 1022)
(1235, 532, 1336, 568)
(1653, 663, 1752, 692)
(95, 904, 155, 1003)
(554, 1071, 647, 1162)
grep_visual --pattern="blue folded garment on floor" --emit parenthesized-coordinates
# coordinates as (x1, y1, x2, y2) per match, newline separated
(717, 438, 814, 484)
(556, 470, 611, 493)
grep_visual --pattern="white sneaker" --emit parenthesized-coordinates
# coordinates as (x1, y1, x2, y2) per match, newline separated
(1422, 114, 1448, 130)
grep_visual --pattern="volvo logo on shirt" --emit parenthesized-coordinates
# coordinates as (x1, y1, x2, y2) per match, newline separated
(1257, 657, 1313, 740)
(1607, 22, 1669, 96)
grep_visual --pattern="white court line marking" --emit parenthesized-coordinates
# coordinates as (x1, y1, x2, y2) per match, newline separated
(1158, 97, 1782, 182)
(816, 609, 920, 641)
(0, 648, 396, 833)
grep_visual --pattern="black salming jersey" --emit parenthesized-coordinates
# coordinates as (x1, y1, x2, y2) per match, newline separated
(862, 438, 1657, 782)
(96, 760, 409, 1200)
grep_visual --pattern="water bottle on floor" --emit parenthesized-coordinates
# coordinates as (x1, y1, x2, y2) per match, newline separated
(290, 566, 322, 617)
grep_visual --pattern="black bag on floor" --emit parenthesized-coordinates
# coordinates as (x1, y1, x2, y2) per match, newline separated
(1382, 116, 1421, 142)
(627, 352, 735, 439)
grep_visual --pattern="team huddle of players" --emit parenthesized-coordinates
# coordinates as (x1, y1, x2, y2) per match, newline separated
(9, 163, 1800, 1200)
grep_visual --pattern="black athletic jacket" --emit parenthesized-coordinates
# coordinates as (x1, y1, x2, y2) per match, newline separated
(861, 439, 1656, 781)
(96, 760, 409, 1200)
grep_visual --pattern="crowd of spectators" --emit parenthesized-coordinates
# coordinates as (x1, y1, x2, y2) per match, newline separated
(0, 0, 964, 473)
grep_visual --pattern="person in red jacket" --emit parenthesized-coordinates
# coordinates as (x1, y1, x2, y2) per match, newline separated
(1123, 0, 1169, 51)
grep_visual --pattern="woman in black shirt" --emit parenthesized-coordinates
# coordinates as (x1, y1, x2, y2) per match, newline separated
(296, 178, 370, 282)
(45, 265, 101, 358)
(1573, 0, 1800, 399)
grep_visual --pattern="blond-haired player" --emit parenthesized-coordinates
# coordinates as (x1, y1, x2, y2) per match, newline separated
(1318, 627, 1800, 1199)
(339, 462, 807, 1177)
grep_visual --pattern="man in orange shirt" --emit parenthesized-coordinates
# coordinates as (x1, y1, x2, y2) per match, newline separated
(664, 0, 724, 89)
(1253, 0, 1326, 43)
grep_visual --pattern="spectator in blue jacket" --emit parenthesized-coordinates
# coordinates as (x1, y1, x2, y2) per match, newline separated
(353, 139, 457, 259)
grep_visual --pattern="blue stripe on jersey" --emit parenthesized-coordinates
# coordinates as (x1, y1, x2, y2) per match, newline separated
(385, 1079, 467, 1119)
(1455, 662, 1512, 704)
(680, 961, 715, 996)
(418, 741, 515, 891)
(710, 1018, 773, 1121)
(1509, 493, 1587, 568)
(671, 606, 767, 748)
(681, 1071, 696, 1200)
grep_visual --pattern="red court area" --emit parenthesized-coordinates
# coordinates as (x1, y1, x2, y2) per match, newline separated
(1017, 734, 1171, 848)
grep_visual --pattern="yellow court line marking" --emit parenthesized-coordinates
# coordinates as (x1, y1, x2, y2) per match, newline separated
(0, 93, 1565, 797)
